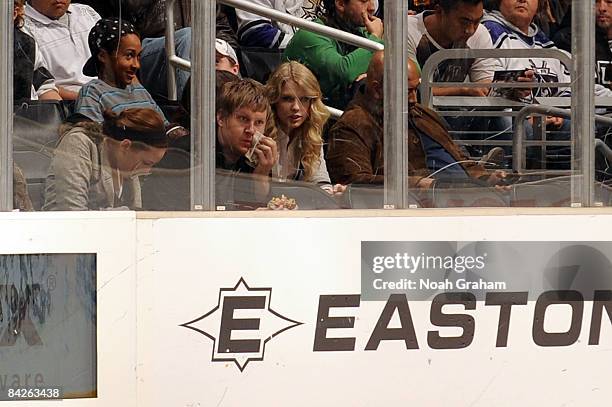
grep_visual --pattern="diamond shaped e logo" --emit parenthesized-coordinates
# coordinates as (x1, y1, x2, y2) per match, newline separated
(181, 278, 303, 371)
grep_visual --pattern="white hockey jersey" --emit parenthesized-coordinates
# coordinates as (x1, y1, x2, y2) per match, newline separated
(481, 11, 571, 98)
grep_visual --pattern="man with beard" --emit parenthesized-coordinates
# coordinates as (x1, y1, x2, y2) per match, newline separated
(283, 0, 383, 110)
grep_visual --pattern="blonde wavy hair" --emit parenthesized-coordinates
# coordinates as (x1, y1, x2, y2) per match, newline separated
(266, 62, 330, 181)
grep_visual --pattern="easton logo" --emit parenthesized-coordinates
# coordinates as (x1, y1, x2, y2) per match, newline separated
(182, 281, 612, 373)
(181, 278, 302, 371)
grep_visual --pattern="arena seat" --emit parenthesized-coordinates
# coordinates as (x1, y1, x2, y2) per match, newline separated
(140, 147, 191, 211)
(510, 176, 572, 207)
(13, 101, 68, 210)
(215, 170, 342, 211)
(429, 178, 509, 208)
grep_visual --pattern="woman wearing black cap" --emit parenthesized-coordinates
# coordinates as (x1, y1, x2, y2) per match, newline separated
(43, 108, 169, 211)
(73, 18, 169, 125)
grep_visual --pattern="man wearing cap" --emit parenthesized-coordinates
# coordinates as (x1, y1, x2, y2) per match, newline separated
(215, 39, 240, 76)
(23, 0, 101, 100)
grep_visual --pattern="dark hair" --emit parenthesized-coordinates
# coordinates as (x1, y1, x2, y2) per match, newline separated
(485, 0, 546, 14)
(320, 0, 336, 17)
(88, 18, 140, 76)
(102, 108, 168, 149)
(438, 0, 483, 11)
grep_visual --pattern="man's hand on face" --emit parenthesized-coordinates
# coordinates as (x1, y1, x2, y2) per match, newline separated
(252, 135, 278, 176)
(363, 11, 384, 38)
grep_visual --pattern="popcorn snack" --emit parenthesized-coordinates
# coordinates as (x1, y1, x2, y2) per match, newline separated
(267, 195, 298, 210)
(245, 131, 264, 167)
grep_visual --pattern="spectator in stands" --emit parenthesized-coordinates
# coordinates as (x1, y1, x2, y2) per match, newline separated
(410, 0, 509, 160)
(327, 51, 415, 186)
(408, 0, 499, 97)
(216, 79, 278, 203)
(327, 52, 507, 187)
(284, 0, 384, 110)
(266, 61, 345, 194)
(13, 0, 60, 101)
(24, 0, 100, 100)
(481, 0, 576, 157)
(74, 18, 168, 124)
(43, 108, 168, 211)
(215, 38, 240, 76)
(482, 0, 571, 100)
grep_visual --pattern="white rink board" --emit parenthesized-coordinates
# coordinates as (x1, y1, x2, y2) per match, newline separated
(0, 212, 137, 407)
(137, 215, 612, 407)
(2, 212, 612, 406)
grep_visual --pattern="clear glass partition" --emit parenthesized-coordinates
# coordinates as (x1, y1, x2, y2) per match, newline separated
(2, 0, 607, 212)
(211, 0, 389, 211)
(407, 0, 600, 209)
(11, 0, 195, 212)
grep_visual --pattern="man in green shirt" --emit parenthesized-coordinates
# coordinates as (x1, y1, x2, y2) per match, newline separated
(283, 0, 383, 110)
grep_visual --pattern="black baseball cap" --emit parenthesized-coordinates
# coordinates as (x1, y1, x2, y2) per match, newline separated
(82, 18, 138, 77)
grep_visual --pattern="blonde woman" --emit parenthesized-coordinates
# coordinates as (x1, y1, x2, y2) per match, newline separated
(266, 61, 345, 195)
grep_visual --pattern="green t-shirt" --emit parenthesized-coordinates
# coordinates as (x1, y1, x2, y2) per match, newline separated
(283, 18, 384, 110)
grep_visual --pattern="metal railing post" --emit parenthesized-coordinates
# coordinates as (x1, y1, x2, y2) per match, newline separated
(191, 1, 216, 210)
(0, 4, 12, 211)
(165, 0, 178, 101)
(512, 105, 612, 172)
(572, 0, 595, 206)
(384, 0, 408, 209)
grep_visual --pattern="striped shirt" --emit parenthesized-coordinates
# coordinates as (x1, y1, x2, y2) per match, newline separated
(75, 79, 168, 124)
